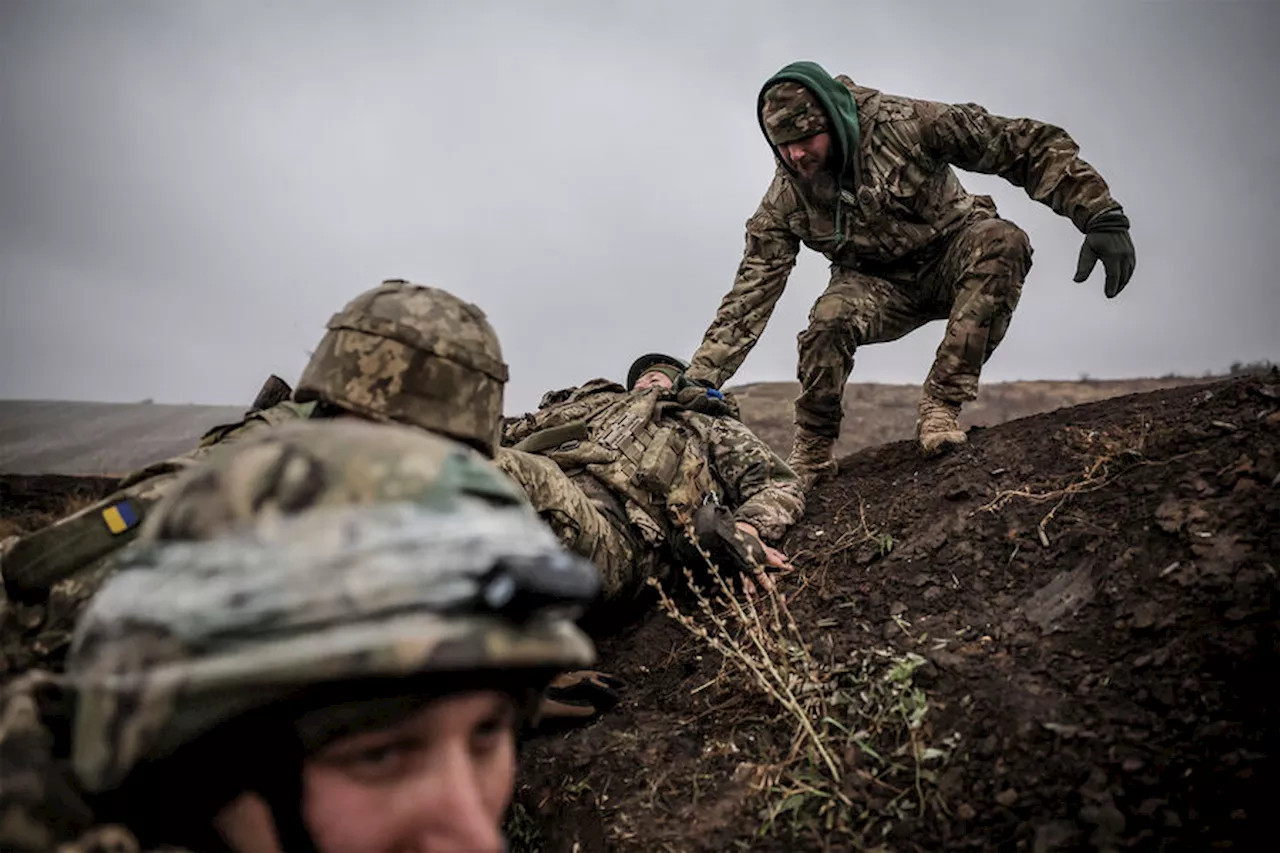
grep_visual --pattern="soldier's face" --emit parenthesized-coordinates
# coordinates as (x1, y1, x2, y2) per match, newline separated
(778, 132, 832, 180)
(634, 369, 676, 391)
(216, 691, 518, 853)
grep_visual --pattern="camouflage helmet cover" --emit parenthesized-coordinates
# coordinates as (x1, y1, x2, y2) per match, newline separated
(760, 81, 829, 146)
(135, 418, 527, 544)
(67, 421, 599, 793)
(295, 280, 509, 456)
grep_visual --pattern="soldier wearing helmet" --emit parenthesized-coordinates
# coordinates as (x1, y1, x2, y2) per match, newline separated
(0, 419, 599, 853)
(497, 351, 804, 619)
(1, 280, 509, 675)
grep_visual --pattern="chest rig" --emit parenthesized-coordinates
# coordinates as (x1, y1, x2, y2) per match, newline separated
(519, 387, 718, 539)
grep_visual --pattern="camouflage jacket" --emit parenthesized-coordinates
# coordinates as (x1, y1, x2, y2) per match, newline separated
(687, 77, 1124, 388)
(0, 401, 316, 677)
(0, 670, 196, 853)
(502, 381, 804, 543)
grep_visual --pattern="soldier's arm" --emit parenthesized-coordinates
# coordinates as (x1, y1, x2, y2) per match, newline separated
(705, 417, 805, 542)
(916, 99, 1123, 231)
(686, 182, 801, 389)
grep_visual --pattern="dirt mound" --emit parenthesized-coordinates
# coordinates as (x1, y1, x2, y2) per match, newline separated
(513, 374, 1279, 851)
(730, 377, 1209, 460)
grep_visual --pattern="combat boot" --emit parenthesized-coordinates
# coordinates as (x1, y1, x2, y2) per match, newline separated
(917, 394, 967, 456)
(787, 428, 838, 491)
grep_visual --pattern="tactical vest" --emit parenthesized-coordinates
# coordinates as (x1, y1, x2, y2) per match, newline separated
(520, 388, 719, 540)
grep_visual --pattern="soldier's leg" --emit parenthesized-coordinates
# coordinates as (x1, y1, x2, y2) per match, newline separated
(790, 270, 929, 482)
(493, 450, 637, 601)
(917, 218, 1033, 453)
(924, 218, 1033, 403)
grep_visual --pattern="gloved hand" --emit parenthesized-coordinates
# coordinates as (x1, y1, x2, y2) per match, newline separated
(538, 670, 624, 722)
(673, 375, 741, 418)
(1074, 208, 1136, 298)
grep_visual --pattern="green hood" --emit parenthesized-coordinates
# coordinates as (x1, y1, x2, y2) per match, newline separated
(757, 61, 861, 248)
(757, 61, 861, 183)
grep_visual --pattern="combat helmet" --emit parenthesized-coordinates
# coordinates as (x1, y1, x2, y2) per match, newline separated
(626, 352, 689, 390)
(66, 419, 598, 850)
(295, 279, 509, 456)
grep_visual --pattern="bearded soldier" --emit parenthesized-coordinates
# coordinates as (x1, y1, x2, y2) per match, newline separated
(497, 352, 804, 616)
(685, 61, 1137, 487)
(0, 419, 599, 853)
(0, 279, 510, 674)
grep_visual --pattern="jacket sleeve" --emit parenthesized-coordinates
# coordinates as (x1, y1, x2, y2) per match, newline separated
(915, 99, 1123, 231)
(704, 417, 805, 542)
(686, 179, 801, 389)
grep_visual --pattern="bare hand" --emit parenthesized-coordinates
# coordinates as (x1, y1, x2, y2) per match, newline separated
(734, 521, 793, 600)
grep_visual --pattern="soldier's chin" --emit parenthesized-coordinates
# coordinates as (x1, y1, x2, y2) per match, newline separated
(800, 169, 840, 204)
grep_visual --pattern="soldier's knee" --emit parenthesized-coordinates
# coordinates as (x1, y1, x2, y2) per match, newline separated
(798, 314, 860, 354)
(976, 219, 1033, 269)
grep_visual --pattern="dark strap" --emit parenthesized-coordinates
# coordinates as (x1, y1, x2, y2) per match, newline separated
(511, 420, 589, 454)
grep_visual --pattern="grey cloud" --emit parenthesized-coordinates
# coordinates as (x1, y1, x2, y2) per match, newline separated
(2, 0, 1276, 414)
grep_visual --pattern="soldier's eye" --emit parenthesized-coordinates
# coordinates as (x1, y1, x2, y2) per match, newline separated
(321, 735, 418, 782)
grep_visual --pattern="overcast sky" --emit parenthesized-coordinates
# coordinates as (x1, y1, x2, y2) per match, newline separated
(2, 0, 1276, 414)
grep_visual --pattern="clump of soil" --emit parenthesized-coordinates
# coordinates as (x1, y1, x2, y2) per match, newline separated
(514, 374, 1279, 851)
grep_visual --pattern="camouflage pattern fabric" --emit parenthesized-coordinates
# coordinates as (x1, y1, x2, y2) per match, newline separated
(0, 401, 314, 678)
(71, 500, 595, 794)
(760, 81, 829, 145)
(796, 217, 1032, 436)
(495, 448, 646, 603)
(136, 418, 527, 545)
(295, 279, 509, 457)
(500, 383, 804, 602)
(0, 420, 594, 851)
(687, 76, 1124, 402)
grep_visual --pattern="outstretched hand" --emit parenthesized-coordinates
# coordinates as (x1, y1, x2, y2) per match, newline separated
(1074, 209, 1136, 298)
(734, 521, 792, 598)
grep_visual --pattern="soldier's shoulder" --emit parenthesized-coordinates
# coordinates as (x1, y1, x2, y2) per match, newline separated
(538, 379, 626, 409)
(873, 90, 920, 123)
(199, 400, 318, 448)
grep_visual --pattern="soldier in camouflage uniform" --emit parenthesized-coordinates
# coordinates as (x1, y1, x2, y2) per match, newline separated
(0, 419, 599, 853)
(685, 61, 1137, 485)
(0, 279, 509, 675)
(497, 352, 804, 615)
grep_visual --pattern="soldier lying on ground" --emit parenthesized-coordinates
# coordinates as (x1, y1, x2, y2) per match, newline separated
(497, 351, 805, 618)
(0, 419, 600, 853)
(0, 279, 510, 675)
(684, 61, 1137, 487)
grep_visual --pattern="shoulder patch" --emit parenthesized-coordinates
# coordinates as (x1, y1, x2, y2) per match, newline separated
(101, 500, 141, 535)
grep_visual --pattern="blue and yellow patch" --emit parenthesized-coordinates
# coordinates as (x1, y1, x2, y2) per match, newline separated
(101, 500, 140, 535)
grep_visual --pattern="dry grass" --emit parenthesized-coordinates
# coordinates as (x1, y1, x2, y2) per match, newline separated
(653, 526, 956, 846)
(976, 420, 1153, 546)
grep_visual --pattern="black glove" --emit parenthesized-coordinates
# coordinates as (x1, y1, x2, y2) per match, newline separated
(538, 670, 624, 721)
(673, 375, 741, 418)
(1074, 209, 1136, 299)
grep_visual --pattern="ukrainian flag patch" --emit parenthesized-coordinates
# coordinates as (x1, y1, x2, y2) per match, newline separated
(101, 500, 140, 535)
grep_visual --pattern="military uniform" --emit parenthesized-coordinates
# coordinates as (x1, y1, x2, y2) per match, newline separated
(1, 279, 510, 676)
(497, 378, 804, 607)
(0, 420, 597, 852)
(687, 62, 1134, 465)
(0, 401, 315, 675)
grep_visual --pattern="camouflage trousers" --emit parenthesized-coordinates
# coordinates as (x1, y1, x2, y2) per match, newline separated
(494, 450, 647, 604)
(795, 217, 1033, 438)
